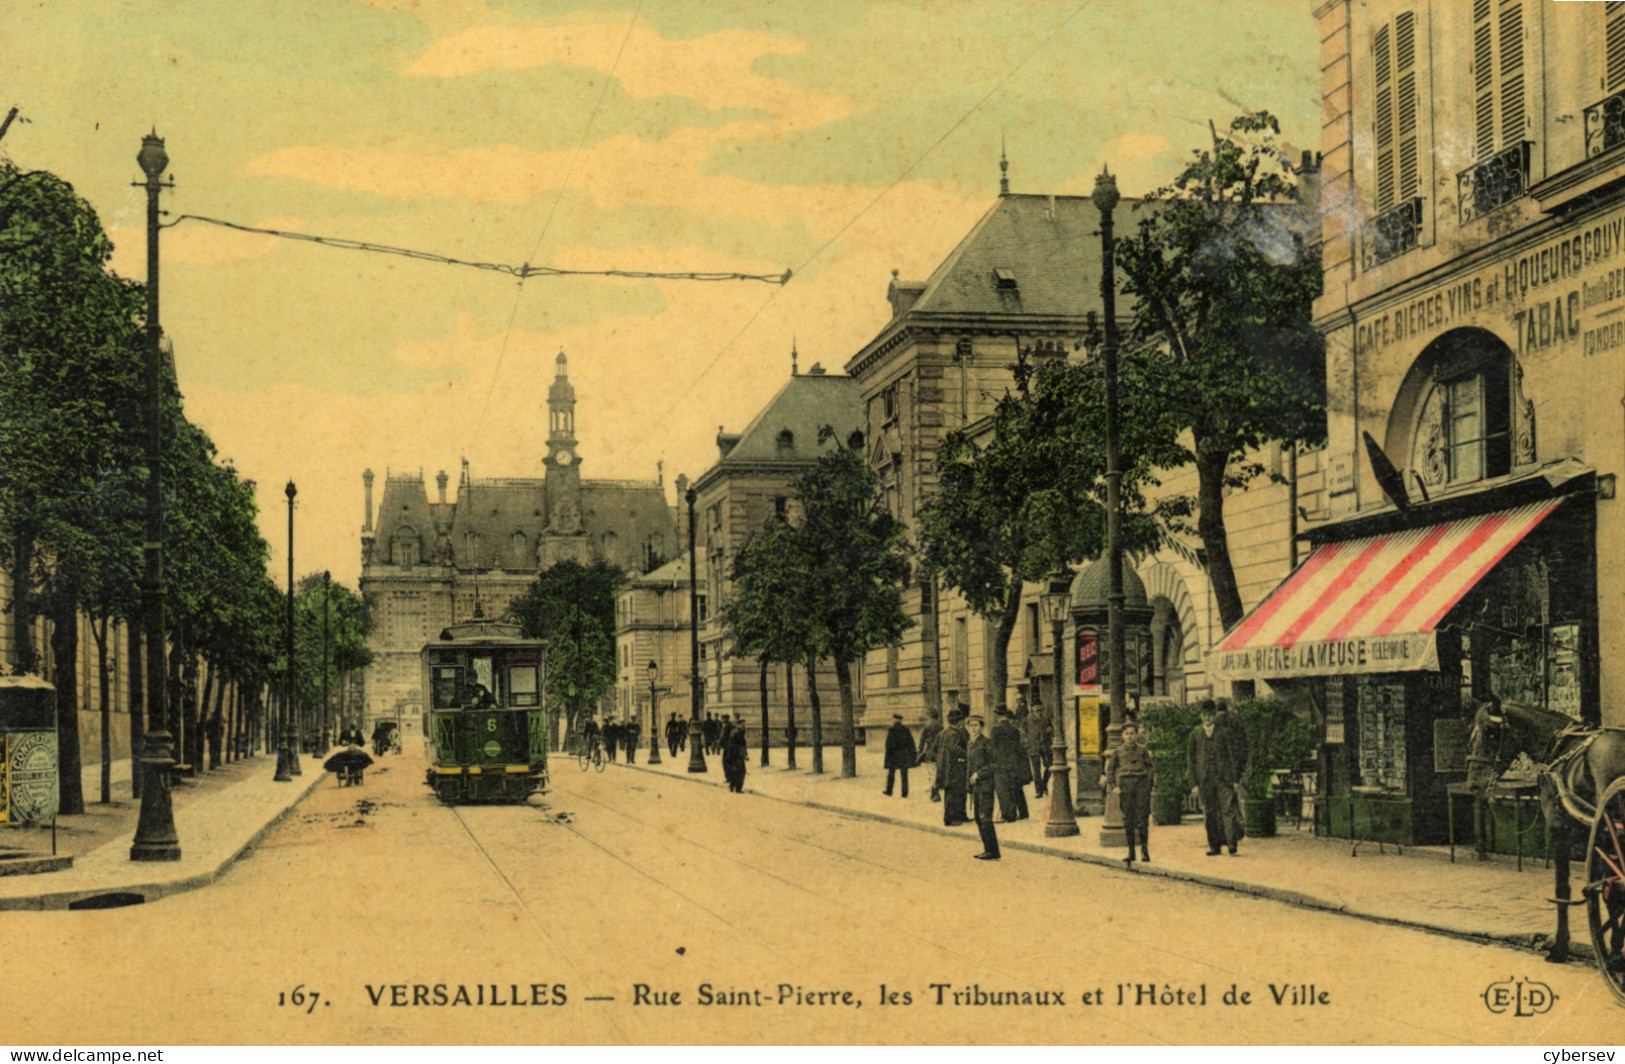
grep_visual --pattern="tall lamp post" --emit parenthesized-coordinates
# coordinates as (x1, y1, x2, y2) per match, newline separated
(646, 659, 662, 765)
(320, 570, 331, 757)
(686, 487, 707, 772)
(275, 481, 300, 780)
(130, 130, 180, 862)
(1042, 575, 1078, 837)
(1093, 165, 1127, 848)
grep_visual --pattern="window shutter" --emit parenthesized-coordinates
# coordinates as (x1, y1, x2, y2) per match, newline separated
(1396, 11, 1419, 200)
(1474, 0, 1495, 159)
(1375, 22, 1395, 208)
(1499, 0, 1524, 145)
(1606, 2, 1625, 92)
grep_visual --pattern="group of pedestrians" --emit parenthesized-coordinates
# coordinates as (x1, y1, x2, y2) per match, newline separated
(587, 717, 643, 764)
(886, 696, 1249, 867)
(663, 712, 687, 756)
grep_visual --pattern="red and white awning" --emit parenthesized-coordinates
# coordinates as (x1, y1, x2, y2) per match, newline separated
(1208, 499, 1561, 681)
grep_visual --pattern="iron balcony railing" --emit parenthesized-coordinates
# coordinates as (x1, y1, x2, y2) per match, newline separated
(1362, 197, 1424, 270)
(1458, 141, 1531, 225)
(1585, 89, 1625, 158)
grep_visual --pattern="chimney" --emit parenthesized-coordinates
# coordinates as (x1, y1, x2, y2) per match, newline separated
(657, 459, 664, 488)
(362, 469, 374, 532)
(808, 362, 826, 376)
(436, 469, 448, 504)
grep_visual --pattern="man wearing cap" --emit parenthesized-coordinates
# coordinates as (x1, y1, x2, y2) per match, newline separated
(1189, 699, 1244, 855)
(1018, 697, 1050, 800)
(965, 714, 1000, 860)
(1106, 718, 1155, 865)
(936, 709, 970, 826)
(882, 713, 918, 798)
(722, 714, 749, 792)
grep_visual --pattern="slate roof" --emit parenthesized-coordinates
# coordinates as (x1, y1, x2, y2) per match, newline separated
(907, 192, 1137, 320)
(700, 371, 864, 477)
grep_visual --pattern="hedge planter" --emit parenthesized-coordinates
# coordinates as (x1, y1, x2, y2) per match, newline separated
(1152, 789, 1186, 826)
(1243, 797, 1277, 838)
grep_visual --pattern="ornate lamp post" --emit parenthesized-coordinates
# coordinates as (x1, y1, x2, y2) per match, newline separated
(130, 131, 180, 862)
(647, 659, 662, 765)
(1092, 165, 1127, 847)
(1041, 575, 1078, 837)
(686, 487, 707, 772)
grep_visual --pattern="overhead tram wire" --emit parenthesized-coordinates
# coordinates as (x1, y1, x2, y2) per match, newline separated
(159, 214, 790, 285)
(626, 0, 1098, 453)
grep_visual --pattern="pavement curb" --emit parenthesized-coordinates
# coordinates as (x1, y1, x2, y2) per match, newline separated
(0, 759, 328, 912)
(608, 759, 1596, 966)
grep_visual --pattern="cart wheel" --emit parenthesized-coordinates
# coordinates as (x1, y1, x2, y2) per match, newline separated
(1586, 777, 1625, 1006)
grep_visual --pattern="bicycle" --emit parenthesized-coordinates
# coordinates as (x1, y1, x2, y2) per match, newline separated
(576, 735, 606, 772)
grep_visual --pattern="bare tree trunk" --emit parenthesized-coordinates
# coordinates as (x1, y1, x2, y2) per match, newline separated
(834, 655, 857, 778)
(91, 614, 111, 803)
(50, 603, 85, 816)
(805, 654, 824, 774)
(166, 626, 184, 758)
(128, 621, 143, 799)
(1195, 441, 1250, 697)
(986, 582, 1024, 714)
(194, 653, 213, 772)
(208, 672, 225, 769)
(784, 661, 797, 770)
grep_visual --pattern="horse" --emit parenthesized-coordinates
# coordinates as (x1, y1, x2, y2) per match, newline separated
(1464, 698, 1625, 964)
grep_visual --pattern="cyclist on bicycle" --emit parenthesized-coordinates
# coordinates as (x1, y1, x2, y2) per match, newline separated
(582, 716, 601, 754)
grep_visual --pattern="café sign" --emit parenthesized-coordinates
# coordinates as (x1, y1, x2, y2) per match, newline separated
(1208, 631, 1440, 682)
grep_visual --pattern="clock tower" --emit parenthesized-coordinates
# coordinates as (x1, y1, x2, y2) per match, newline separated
(543, 348, 582, 514)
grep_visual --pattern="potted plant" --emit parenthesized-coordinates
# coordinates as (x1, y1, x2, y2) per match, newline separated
(1142, 702, 1201, 825)
(1235, 699, 1318, 838)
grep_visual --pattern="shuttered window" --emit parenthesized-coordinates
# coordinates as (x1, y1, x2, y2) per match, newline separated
(1606, 2, 1625, 93)
(1374, 11, 1419, 210)
(1474, 0, 1526, 159)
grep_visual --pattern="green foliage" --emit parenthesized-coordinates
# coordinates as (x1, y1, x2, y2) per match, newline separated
(287, 573, 372, 707)
(723, 519, 812, 666)
(1142, 701, 1202, 796)
(506, 560, 625, 726)
(1115, 112, 1326, 629)
(1234, 699, 1318, 800)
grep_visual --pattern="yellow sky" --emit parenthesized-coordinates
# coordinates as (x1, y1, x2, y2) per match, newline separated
(0, 0, 1319, 587)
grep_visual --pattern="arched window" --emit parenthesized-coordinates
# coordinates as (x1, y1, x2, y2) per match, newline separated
(391, 529, 420, 567)
(776, 429, 795, 454)
(1393, 329, 1518, 492)
(510, 531, 527, 569)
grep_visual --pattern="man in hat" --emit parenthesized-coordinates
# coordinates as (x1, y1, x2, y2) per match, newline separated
(917, 710, 944, 802)
(1189, 699, 1244, 855)
(722, 714, 749, 792)
(965, 714, 1000, 860)
(882, 713, 917, 797)
(1017, 697, 1050, 799)
(936, 708, 970, 826)
(991, 706, 1031, 821)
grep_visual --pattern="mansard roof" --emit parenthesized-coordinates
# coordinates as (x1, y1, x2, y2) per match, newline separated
(696, 371, 863, 485)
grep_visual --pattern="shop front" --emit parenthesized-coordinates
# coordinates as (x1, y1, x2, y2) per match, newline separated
(1209, 479, 1597, 846)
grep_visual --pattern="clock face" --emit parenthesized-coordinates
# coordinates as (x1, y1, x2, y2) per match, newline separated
(555, 449, 573, 466)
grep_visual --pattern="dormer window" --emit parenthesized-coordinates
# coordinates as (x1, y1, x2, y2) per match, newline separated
(776, 429, 794, 453)
(994, 268, 1017, 290)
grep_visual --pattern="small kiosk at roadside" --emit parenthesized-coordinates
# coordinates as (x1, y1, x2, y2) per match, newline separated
(0, 674, 60, 826)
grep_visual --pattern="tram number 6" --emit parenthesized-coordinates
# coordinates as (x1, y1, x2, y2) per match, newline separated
(278, 985, 325, 1014)
(487, 718, 497, 732)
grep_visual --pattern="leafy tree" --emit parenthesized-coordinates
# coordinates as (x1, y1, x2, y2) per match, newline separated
(1115, 112, 1326, 634)
(723, 518, 815, 764)
(920, 349, 1183, 714)
(506, 559, 625, 738)
(797, 431, 913, 778)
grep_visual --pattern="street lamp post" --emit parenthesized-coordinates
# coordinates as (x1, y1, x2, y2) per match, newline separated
(320, 570, 331, 757)
(274, 482, 298, 780)
(647, 659, 662, 765)
(130, 130, 180, 862)
(1042, 576, 1078, 837)
(686, 487, 707, 773)
(1093, 165, 1127, 848)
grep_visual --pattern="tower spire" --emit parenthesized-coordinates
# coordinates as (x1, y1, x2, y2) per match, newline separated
(1000, 134, 1009, 196)
(791, 333, 799, 376)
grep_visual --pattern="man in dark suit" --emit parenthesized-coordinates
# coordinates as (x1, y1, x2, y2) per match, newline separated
(624, 718, 641, 764)
(936, 709, 970, 826)
(1217, 698, 1250, 841)
(991, 707, 1031, 821)
(882, 714, 917, 797)
(965, 714, 1000, 860)
(916, 711, 944, 802)
(1189, 699, 1244, 855)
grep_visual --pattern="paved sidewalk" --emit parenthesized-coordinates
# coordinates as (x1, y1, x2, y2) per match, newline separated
(0, 753, 326, 910)
(614, 743, 1585, 961)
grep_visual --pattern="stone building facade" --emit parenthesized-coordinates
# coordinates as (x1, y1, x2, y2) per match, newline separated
(358, 351, 679, 730)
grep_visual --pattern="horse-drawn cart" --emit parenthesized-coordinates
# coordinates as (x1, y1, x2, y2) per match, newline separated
(1467, 699, 1625, 1004)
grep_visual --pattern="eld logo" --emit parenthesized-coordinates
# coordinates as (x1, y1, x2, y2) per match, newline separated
(1481, 977, 1557, 1016)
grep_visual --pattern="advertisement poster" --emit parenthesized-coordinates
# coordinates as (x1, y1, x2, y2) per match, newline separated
(2, 0, 1623, 1051)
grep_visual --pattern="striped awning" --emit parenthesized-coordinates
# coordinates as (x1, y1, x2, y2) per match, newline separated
(1208, 499, 1561, 681)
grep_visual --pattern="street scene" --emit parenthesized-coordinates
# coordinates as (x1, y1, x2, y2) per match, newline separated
(4, 0, 1625, 1048)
